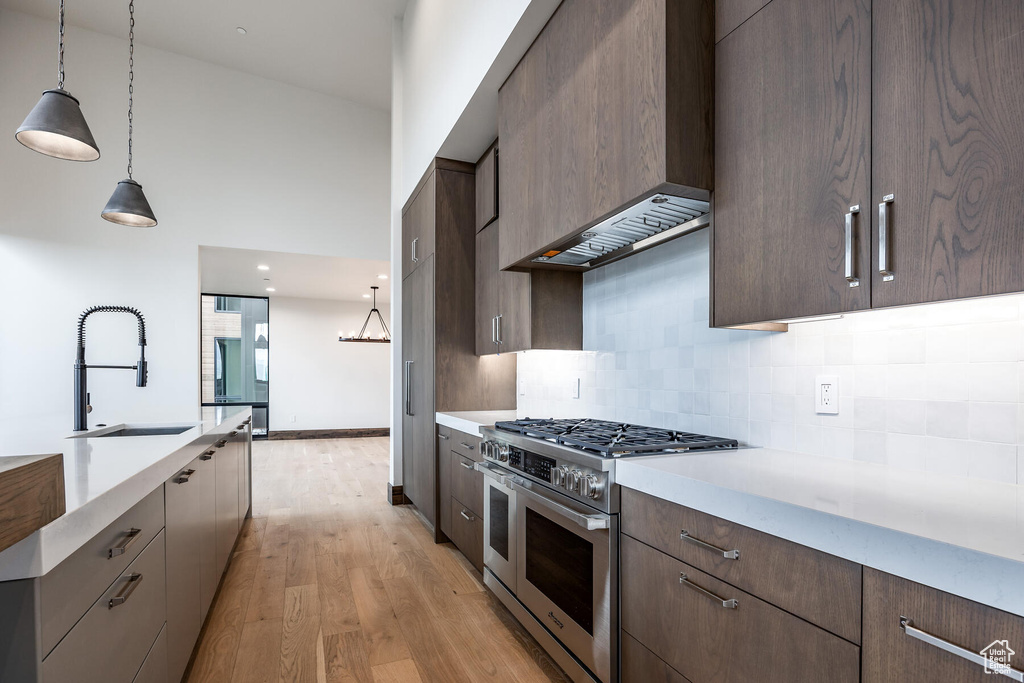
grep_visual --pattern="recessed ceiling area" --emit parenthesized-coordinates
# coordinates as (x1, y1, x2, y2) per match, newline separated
(0, 0, 407, 111)
(200, 246, 390, 303)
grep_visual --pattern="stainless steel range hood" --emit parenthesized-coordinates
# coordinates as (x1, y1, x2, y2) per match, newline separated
(531, 194, 710, 269)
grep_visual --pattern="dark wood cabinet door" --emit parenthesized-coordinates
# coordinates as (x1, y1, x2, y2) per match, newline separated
(436, 427, 451, 539)
(622, 632, 692, 683)
(712, 0, 872, 326)
(863, 568, 1024, 683)
(871, 0, 1024, 308)
(475, 141, 498, 232)
(403, 259, 436, 526)
(402, 172, 435, 281)
(475, 223, 499, 356)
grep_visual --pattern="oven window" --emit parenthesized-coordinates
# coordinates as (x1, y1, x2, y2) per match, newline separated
(489, 486, 510, 561)
(524, 508, 594, 635)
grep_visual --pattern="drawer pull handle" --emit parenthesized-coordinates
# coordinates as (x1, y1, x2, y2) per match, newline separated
(459, 461, 475, 470)
(900, 617, 1024, 681)
(236, 424, 246, 430)
(108, 573, 144, 609)
(108, 528, 142, 558)
(679, 572, 738, 610)
(215, 439, 227, 448)
(200, 452, 213, 461)
(175, 469, 196, 484)
(844, 205, 860, 287)
(460, 509, 475, 522)
(438, 433, 449, 440)
(459, 442, 475, 451)
(229, 431, 239, 437)
(681, 529, 740, 560)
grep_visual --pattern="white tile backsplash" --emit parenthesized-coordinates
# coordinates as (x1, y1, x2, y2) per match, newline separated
(517, 230, 1024, 485)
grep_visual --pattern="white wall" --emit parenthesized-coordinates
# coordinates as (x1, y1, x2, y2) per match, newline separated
(0, 9, 390, 426)
(518, 230, 1024, 486)
(270, 297, 390, 432)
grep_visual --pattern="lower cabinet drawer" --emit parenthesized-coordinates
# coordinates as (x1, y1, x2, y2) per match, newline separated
(449, 496, 483, 572)
(621, 534, 859, 683)
(133, 624, 168, 683)
(451, 431, 482, 462)
(622, 631, 692, 683)
(621, 488, 861, 643)
(40, 486, 165, 656)
(863, 567, 1024, 683)
(450, 452, 483, 518)
(42, 530, 168, 683)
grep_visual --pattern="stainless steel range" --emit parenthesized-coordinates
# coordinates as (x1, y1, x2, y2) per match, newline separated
(475, 418, 737, 683)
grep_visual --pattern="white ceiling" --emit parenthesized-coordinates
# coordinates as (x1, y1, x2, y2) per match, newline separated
(200, 246, 391, 304)
(0, 0, 406, 111)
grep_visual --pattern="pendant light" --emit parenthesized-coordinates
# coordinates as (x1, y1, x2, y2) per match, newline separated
(339, 287, 391, 343)
(15, 0, 100, 161)
(101, 0, 157, 227)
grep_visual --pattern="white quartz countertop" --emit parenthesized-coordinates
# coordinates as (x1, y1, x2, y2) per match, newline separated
(0, 405, 251, 581)
(616, 448, 1024, 617)
(436, 410, 518, 437)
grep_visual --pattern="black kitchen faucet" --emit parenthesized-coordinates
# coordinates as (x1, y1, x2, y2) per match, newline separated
(74, 305, 148, 431)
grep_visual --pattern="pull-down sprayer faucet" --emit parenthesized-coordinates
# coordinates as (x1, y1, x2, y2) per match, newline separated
(74, 305, 148, 431)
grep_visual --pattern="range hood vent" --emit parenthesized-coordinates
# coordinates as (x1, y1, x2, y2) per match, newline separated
(531, 194, 710, 269)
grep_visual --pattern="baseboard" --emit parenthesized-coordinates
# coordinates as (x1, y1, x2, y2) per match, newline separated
(268, 428, 389, 441)
(387, 483, 406, 506)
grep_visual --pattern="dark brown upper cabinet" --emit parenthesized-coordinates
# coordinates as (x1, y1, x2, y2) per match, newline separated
(476, 220, 582, 355)
(871, 0, 1024, 309)
(475, 141, 498, 232)
(712, 0, 872, 327)
(498, 0, 714, 271)
(713, 0, 1024, 327)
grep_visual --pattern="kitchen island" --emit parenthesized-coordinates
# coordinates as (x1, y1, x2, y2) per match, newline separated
(0, 405, 252, 683)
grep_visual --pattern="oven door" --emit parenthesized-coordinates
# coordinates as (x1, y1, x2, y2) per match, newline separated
(478, 462, 517, 592)
(513, 480, 616, 683)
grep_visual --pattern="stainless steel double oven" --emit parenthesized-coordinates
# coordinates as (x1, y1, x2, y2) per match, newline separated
(476, 427, 618, 683)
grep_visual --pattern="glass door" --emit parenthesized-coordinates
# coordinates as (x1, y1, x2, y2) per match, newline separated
(201, 294, 269, 437)
(481, 466, 517, 591)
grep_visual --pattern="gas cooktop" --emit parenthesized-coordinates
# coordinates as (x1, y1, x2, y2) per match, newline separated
(493, 418, 738, 457)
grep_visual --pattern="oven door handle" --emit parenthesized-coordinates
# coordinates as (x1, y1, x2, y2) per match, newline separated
(510, 480, 610, 531)
(475, 460, 513, 488)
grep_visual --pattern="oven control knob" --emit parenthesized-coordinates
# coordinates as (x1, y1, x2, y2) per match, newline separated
(568, 469, 583, 493)
(550, 465, 570, 487)
(581, 474, 603, 500)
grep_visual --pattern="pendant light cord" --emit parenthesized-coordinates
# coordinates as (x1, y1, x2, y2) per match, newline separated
(126, 0, 135, 179)
(57, 0, 65, 89)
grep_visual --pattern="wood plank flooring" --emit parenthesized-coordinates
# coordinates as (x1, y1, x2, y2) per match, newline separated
(186, 437, 570, 683)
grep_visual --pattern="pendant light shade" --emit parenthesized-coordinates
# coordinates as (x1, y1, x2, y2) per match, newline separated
(16, 1, 100, 161)
(16, 89, 100, 161)
(102, 0, 157, 228)
(101, 179, 157, 227)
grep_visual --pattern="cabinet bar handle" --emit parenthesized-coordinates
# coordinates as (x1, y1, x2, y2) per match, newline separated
(679, 572, 738, 609)
(411, 237, 419, 263)
(460, 460, 474, 470)
(845, 205, 860, 287)
(879, 194, 895, 281)
(900, 617, 1024, 681)
(492, 316, 497, 345)
(229, 431, 239, 437)
(175, 469, 196, 484)
(236, 423, 246, 429)
(108, 573, 143, 608)
(681, 529, 740, 560)
(496, 314, 503, 346)
(215, 439, 227, 448)
(108, 528, 142, 558)
(404, 361, 414, 416)
(200, 451, 213, 461)
(438, 433, 449, 440)
(460, 509, 474, 522)
(459, 442, 475, 451)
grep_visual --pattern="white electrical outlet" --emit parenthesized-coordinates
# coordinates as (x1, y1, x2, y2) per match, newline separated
(290, 415, 297, 423)
(569, 377, 580, 399)
(815, 375, 839, 415)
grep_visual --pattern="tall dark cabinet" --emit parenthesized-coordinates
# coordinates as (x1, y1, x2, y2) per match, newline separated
(400, 159, 517, 531)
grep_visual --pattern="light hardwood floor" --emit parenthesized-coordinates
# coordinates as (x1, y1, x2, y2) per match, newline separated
(186, 437, 570, 683)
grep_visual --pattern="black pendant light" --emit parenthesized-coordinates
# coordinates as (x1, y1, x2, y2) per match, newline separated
(339, 287, 391, 343)
(15, 0, 100, 161)
(101, 0, 157, 228)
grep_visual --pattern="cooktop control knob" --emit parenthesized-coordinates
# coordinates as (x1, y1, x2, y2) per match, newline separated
(581, 474, 602, 500)
(497, 444, 510, 462)
(550, 465, 569, 487)
(568, 469, 582, 493)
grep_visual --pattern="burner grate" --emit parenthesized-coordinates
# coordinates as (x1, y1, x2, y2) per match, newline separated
(494, 418, 738, 457)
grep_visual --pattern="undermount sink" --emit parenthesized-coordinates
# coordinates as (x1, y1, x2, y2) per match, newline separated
(68, 424, 197, 439)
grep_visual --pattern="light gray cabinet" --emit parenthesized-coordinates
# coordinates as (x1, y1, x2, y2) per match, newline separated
(165, 457, 204, 683)
(133, 625, 169, 683)
(196, 447, 218, 621)
(214, 437, 241, 573)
